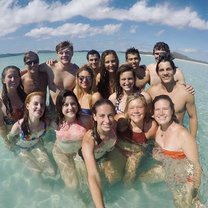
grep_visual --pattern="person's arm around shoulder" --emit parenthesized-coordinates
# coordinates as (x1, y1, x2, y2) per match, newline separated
(180, 128, 202, 191)
(82, 130, 105, 208)
(185, 92, 198, 137)
(0, 99, 8, 142)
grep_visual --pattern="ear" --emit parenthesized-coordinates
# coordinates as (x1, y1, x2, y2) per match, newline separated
(26, 103, 29, 110)
(93, 113, 97, 122)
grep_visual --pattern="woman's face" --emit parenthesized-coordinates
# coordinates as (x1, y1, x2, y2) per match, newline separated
(104, 54, 117, 73)
(127, 98, 146, 123)
(3, 68, 20, 90)
(62, 96, 78, 119)
(154, 99, 173, 125)
(26, 95, 45, 119)
(93, 104, 115, 133)
(77, 70, 92, 90)
(119, 71, 135, 92)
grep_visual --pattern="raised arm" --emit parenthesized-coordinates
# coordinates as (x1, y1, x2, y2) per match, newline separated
(82, 130, 105, 208)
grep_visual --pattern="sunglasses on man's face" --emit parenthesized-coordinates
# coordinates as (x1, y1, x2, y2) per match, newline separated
(78, 76, 92, 82)
(25, 60, 39, 66)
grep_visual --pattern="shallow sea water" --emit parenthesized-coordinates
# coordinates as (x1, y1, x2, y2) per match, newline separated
(0, 52, 207, 208)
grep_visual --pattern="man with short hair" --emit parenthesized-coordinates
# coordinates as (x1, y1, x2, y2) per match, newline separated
(147, 42, 185, 86)
(86, 50, 100, 75)
(125, 47, 150, 90)
(41, 41, 79, 104)
(21, 51, 48, 95)
(147, 55, 198, 137)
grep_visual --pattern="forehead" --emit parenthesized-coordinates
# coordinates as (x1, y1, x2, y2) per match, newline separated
(154, 99, 170, 107)
(95, 104, 114, 114)
(128, 98, 144, 107)
(158, 61, 172, 69)
(25, 54, 38, 62)
(154, 49, 167, 54)
(105, 54, 116, 61)
(64, 96, 76, 103)
(30, 95, 44, 102)
(120, 70, 134, 78)
(5, 68, 19, 76)
(79, 70, 91, 76)
(127, 53, 139, 58)
(88, 54, 99, 59)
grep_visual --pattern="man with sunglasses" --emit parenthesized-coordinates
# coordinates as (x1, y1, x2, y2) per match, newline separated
(21, 51, 48, 95)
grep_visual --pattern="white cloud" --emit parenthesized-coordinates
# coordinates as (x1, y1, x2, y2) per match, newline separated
(129, 25, 138, 33)
(155, 29, 165, 36)
(178, 48, 198, 53)
(25, 23, 121, 38)
(0, 0, 208, 37)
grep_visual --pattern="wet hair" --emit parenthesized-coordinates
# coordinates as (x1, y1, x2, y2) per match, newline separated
(115, 64, 138, 100)
(86, 50, 100, 60)
(55, 90, 81, 125)
(152, 95, 178, 123)
(55, 41, 73, 53)
(1, 65, 26, 115)
(91, 99, 115, 145)
(156, 53, 177, 74)
(97, 50, 119, 98)
(153, 42, 170, 54)
(74, 65, 96, 101)
(21, 91, 46, 137)
(125, 47, 141, 61)
(23, 51, 39, 63)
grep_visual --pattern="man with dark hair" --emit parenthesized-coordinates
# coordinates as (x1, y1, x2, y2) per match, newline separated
(86, 49, 100, 75)
(125, 47, 150, 89)
(147, 42, 185, 86)
(21, 51, 48, 95)
(147, 54, 197, 137)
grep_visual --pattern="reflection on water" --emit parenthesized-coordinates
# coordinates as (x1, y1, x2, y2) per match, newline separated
(0, 54, 208, 207)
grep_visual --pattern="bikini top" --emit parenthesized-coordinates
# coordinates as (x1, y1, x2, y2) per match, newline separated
(162, 147, 186, 160)
(56, 120, 87, 142)
(80, 108, 92, 116)
(3, 106, 24, 125)
(78, 129, 117, 161)
(118, 125, 147, 145)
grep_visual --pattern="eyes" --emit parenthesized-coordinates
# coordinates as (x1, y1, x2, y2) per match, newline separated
(63, 102, 77, 108)
(58, 50, 72, 56)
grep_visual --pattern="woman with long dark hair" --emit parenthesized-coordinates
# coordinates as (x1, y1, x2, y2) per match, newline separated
(0, 66, 26, 145)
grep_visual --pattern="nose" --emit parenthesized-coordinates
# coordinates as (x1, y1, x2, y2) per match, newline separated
(11, 76, 15, 81)
(104, 115, 110, 123)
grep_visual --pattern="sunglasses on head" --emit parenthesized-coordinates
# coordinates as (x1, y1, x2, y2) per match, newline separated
(78, 76, 92, 82)
(25, 60, 39, 66)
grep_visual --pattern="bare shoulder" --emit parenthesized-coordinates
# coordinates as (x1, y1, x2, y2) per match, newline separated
(147, 63, 156, 71)
(108, 93, 116, 104)
(141, 91, 151, 104)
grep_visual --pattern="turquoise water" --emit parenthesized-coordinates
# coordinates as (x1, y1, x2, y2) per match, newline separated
(0, 53, 207, 207)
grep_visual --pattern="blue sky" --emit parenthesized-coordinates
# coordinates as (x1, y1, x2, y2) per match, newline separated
(0, 0, 208, 61)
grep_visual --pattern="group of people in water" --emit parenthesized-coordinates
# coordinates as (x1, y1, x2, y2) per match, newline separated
(0, 40, 204, 208)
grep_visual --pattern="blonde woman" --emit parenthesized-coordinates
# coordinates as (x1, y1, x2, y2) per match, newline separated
(74, 65, 102, 116)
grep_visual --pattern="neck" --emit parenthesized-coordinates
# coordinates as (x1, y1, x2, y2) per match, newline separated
(160, 120, 173, 132)
(162, 80, 176, 92)
(130, 119, 144, 130)
(65, 116, 76, 123)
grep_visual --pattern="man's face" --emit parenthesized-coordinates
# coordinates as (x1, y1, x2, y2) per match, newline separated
(157, 61, 175, 84)
(88, 54, 100, 70)
(25, 55, 39, 74)
(126, 53, 140, 70)
(154, 49, 167, 62)
(57, 47, 73, 64)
